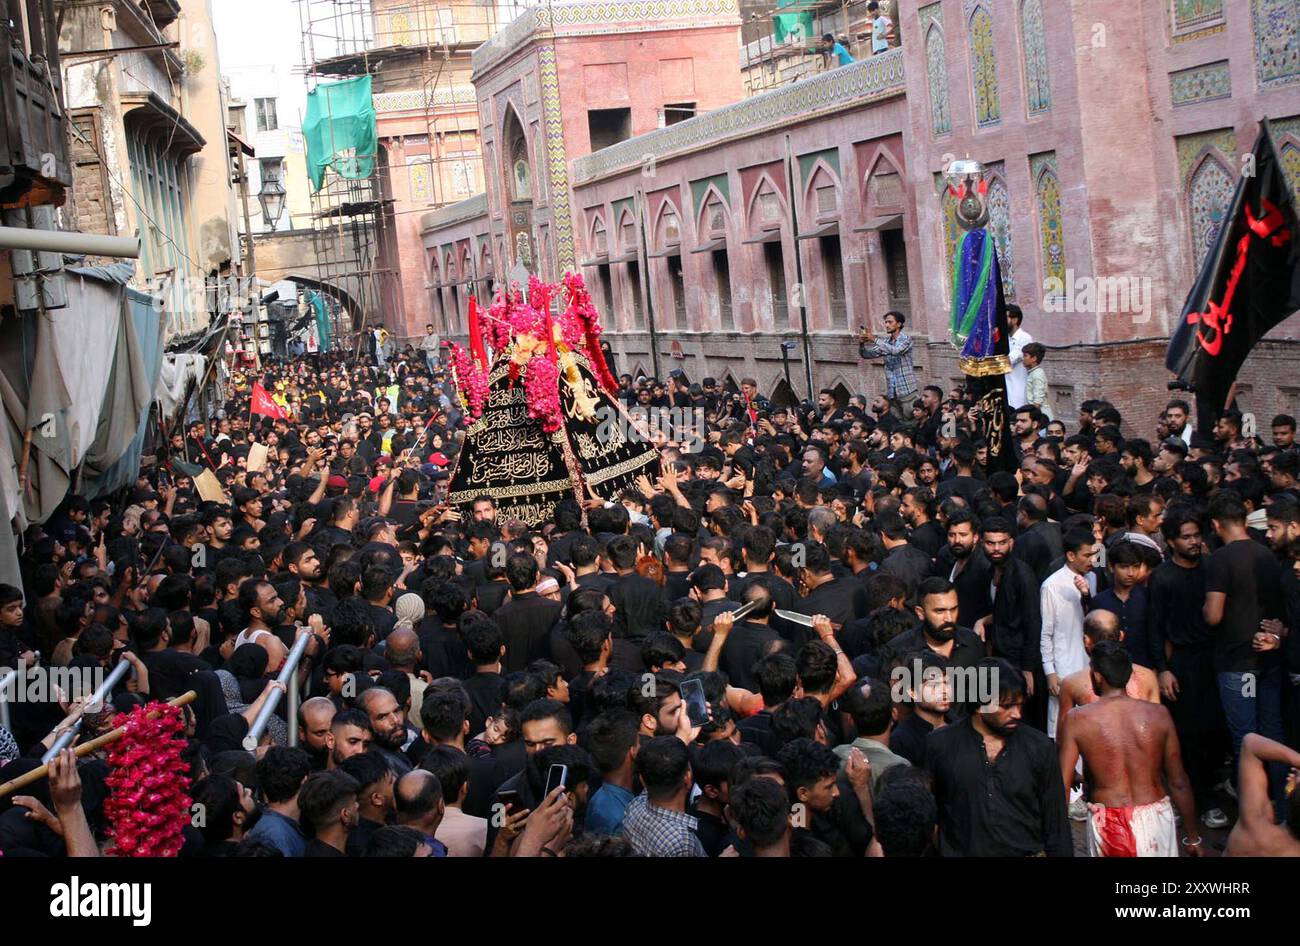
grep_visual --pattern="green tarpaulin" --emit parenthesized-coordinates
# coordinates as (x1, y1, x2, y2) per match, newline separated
(303, 75, 378, 192)
(308, 291, 332, 350)
(773, 0, 813, 44)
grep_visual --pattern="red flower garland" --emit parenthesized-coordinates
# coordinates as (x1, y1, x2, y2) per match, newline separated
(451, 343, 489, 419)
(524, 355, 562, 433)
(561, 272, 618, 395)
(103, 702, 192, 857)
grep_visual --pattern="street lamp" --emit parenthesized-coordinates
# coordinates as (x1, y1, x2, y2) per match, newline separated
(258, 177, 287, 230)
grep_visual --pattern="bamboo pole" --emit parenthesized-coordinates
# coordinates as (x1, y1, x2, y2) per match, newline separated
(0, 690, 197, 799)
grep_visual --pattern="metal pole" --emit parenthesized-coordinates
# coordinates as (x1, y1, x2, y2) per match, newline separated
(783, 134, 816, 400)
(81, 657, 132, 716)
(0, 226, 140, 258)
(42, 720, 83, 764)
(287, 665, 300, 748)
(634, 188, 661, 379)
(0, 669, 16, 733)
(243, 631, 312, 750)
(40, 643, 132, 761)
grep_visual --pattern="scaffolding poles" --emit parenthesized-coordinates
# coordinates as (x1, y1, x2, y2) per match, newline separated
(293, 0, 494, 346)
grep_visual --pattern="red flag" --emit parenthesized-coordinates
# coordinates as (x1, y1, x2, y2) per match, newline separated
(467, 297, 489, 371)
(250, 381, 286, 419)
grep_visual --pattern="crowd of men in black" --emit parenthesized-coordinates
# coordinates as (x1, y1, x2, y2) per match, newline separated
(0, 338, 1298, 858)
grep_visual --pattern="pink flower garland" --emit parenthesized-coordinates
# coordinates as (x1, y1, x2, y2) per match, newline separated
(451, 343, 489, 419)
(524, 355, 562, 433)
(560, 271, 618, 394)
(103, 702, 192, 857)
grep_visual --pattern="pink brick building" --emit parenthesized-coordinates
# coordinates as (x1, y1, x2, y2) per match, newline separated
(423, 0, 1300, 433)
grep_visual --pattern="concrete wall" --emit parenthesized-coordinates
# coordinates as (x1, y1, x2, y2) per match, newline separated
(179, 0, 241, 275)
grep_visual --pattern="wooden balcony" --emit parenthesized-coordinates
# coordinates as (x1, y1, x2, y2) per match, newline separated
(0, 0, 71, 207)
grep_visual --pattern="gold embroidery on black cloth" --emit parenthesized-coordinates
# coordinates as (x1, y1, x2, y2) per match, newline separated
(583, 449, 659, 487)
(448, 478, 575, 503)
(977, 389, 1006, 458)
(573, 429, 625, 462)
(473, 427, 547, 453)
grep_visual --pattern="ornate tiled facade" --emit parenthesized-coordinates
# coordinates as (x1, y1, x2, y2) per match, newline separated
(1020, 0, 1051, 115)
(985, 162, 1017, 302)
(1251, 0, 1300, 90)
(1175, 127, 1238, 179)
(537, 45, 576, 272)
(1029, 151, 1065, 297)
(1274, 116, 1300, 209)
(372, 86, 478, 113)
(968, 4, 1000, 127)
(1169, 60, 1232, 106)
(920, 4, 952, 137)
(1187, 154, 1236, 267)
(1171, 0, 1226, 41)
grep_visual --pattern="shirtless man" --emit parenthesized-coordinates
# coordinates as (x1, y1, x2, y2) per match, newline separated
(1058, 610, 1159, 717)
(1225, 733, 1300, 856)
(1058, 642, 1201, 856)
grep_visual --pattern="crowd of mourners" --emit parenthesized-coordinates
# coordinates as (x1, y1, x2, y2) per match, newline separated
(1, 315, 1299, 859)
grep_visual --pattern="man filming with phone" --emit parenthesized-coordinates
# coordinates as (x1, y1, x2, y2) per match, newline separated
(859, 311, 918, 420)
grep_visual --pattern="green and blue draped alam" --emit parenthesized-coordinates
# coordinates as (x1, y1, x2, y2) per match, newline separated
(946, 160, 1018, 472)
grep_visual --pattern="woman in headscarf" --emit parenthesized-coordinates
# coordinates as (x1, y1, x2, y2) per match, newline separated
(216, 643, 288, 745)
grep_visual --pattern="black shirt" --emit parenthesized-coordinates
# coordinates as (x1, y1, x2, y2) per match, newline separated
(461, 670, 507, 736)
(717, 621, 784, 693)
(691, 806, 731, 857)
(879, 544, 935, 597)
(925, 716, 1072, 857)
(891, 712, 937, 766)
(608, 573, 668, 642)
(1204, 538, 1284, 673)
(878, 624, 985, 672)
(794, 576, 868, 631)
(932, 546, 994, 630)
(1146, 560, 1212, 673)
(362, 601, 397, 642)
(417, 618, 472, 680)
(304, 838, 348, 857)
(494, 591, 562, 671)
(908, 520, 946, 558)
(988, 558, 1042, 672)
(344, 817, 386, 857)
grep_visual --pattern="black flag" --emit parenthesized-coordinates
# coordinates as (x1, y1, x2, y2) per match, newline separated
(965, 262, 1019, 473)
(1167, 120, 1300, 431)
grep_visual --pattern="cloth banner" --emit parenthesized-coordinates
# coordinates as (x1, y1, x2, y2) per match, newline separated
(304, 75, 378, 191)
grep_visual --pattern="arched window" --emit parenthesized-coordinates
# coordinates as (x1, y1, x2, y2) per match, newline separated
(503, 108, 530, 201)
(1033, 155, 1067, 297)
(925, 25, 951, 136)
(968, 5, 1000, 127)
(1020, 0, 1051, 115)
(985, 171, 1016, 302)
(1187, 156, 1235, 269)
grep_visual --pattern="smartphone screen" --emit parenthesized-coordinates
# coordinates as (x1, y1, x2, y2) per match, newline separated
(543, 764, 568, 798)
(680, 678, 710, 728)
